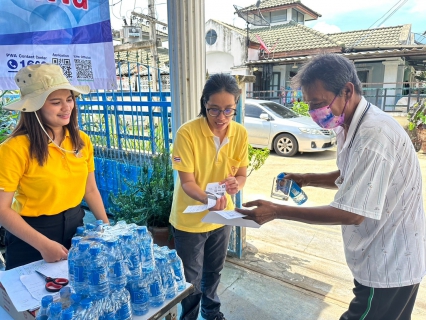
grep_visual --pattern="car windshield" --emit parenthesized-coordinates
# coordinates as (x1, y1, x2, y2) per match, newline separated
(259, 102, 299, 119)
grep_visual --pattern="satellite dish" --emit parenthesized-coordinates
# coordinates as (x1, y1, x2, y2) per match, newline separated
(233, 4, 270, 27)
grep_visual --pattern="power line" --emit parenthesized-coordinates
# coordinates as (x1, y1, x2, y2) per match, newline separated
(346, 0, 408, 51)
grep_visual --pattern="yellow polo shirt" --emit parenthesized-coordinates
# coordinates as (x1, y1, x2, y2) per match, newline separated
(170, 117, 249, 233)
(0, 130, 94, 217)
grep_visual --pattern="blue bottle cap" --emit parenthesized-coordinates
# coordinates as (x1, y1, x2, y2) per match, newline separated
(41, 295, 53, 307)
(78, 242, 90, 251)
(71, 236, 82, 247)
(61, 308, 74, 320)
(168, 249, 177, 259)
(59, 286, 72, 297)
(89, 246, 102, 256)
(70, 293, 81, 304)
(277, 172, 286, 179)
(49, 302, 62, 315)
(76, 226, 85, 235)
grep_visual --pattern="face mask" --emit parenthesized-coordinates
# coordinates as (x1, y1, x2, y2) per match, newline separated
(309, 95, 348, 129)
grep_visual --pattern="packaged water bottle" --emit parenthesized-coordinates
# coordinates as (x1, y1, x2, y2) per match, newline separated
(47, 302, 62, 320)
(129, 276, 150, 316)
(136, 226, 155, 271)
(168, 250, 186, 291)
(60, 308, 74, 320)
(157, 256, 177, 299)
(73, 242, 91, 298)
(111, 287, 132, 320)
(95, 220, 104, 233)
(121, 234, 142, 279)
(87, 246, 109, 300)
(148, 267, 165, 307)
(276, 172, 308, 205)
(97, 295, 116, 320)
(75, 298, 97, 320)
(105, 239, 128, 290)
(75, 226, 85, 237)
(36, 295, 53, 320)
(70, 293, 81, 313)
(68, 237, 82, 289)
(59, 286, 72, 309)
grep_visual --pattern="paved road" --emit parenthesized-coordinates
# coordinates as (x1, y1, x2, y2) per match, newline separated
(224, 147, 426, 319)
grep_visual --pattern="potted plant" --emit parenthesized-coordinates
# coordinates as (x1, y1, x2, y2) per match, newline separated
(407, 98, 426, 152)
(109, 148, 175, 247)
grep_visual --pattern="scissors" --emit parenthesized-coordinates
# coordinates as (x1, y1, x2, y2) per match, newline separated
(35, 270, 69, 292)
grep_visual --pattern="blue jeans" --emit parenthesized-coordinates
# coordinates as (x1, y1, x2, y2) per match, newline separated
(173, 225, 232, 320)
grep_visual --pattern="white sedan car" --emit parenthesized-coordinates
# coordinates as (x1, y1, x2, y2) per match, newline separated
(244, 99, 336, 157)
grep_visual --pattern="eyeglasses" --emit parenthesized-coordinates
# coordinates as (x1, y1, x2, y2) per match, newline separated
(206, 108, 237, 117)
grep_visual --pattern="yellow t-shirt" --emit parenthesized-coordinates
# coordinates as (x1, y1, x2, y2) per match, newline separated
(170, 117, 249, 233)
(0, 130, 94, 217)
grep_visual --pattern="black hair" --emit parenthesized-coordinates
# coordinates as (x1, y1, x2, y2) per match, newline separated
(198, 73, 241, 117)
(291, 53, 363, 96)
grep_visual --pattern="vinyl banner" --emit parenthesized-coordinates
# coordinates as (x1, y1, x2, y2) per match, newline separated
(0, 0, 116, 90)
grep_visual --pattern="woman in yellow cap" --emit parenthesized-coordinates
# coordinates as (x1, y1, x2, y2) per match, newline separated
(0, 63, 109, 269)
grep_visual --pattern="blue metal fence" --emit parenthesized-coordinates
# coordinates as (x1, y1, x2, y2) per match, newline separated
(77, 61, 172, 212)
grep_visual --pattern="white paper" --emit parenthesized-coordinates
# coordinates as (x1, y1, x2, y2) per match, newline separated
(20, 275, 59, 302)
(0, 260, 68, 312)
(206, 182, 226, 197)
(183, 197, 216, 213)
(202, 210, 261, 228)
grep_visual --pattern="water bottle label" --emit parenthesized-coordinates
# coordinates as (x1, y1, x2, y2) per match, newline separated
(68, 261, 75, 275)
(172, 266, 183, 279)
(113, 261, 125, 275)
(74, 266, 84, 282)
(89, 270, 107, 285)
(150, 281, 161, 296)
(131, 290, 149, 303)
(117, 303, 132, 318)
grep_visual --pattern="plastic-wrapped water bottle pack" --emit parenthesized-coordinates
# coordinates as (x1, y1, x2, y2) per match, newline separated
(36, 220, 186, 320)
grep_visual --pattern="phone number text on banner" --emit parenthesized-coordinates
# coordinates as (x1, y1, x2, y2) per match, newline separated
(0, 0, 116, 90)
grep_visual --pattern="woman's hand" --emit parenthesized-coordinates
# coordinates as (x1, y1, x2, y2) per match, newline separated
(38, 239, 69, 263)
(209, 195, 227, 211)
(220, 175, 239, 195)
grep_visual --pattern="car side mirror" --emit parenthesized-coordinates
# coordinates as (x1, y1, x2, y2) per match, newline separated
(259, 113, 269, 121)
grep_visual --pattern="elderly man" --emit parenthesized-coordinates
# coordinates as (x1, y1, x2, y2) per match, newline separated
(237, 53, 426, 320)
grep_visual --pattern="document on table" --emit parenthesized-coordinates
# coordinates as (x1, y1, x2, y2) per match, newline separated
(0, 260, 67, 312)
(20, 260, 68, 301)
(202, 210, 261, 228)
(183, 182, 225, 213)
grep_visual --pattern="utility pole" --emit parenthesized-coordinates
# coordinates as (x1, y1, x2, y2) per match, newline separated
(148, 0, 159, 91)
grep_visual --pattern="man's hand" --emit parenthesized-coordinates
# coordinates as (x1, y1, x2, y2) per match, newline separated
(235, 200, 280, 225)
(38, 239, 69, 263)
(220, 175, 239, 195)
(282, 173, 306, 188)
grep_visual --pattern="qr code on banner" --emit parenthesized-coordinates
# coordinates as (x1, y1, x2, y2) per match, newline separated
(74, 59, 94, 80)
(52, 58, 72, 79)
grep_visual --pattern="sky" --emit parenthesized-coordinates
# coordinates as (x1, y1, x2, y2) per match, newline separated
(109, 0, 425, 35)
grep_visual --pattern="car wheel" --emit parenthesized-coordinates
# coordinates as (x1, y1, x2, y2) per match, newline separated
(273, 133, 298, 157)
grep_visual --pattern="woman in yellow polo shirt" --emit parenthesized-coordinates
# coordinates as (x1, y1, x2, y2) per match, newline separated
(170, 73, 249, 320)
(0, 64, 108, 270)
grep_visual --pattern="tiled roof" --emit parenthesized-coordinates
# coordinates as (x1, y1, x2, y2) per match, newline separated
(243, 0, 301, 11)
(241, 0, 321, 17)
(246, 46, 426, 64)
(328, 24, 411, 49)
(250, 20, 340, 54)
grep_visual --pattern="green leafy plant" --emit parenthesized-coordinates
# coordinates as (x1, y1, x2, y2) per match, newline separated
(291, 101, 309, 117)
(0, 91, 19, 143)
(248, 145, 269, 177)
(109, 147, 174, 227)
(407, 99, 426, 131)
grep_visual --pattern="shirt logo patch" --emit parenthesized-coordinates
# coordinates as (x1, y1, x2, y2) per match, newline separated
(173, 156, 181, 163)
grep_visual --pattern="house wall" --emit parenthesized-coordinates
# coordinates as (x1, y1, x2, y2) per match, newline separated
(205, 20, 247, 73)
